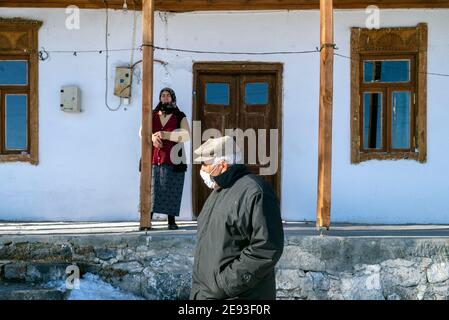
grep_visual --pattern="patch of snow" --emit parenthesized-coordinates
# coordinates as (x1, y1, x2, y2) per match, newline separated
(46, 273, 144, 300)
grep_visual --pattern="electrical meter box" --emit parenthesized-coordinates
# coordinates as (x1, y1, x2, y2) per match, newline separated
(114, 67, 132, 98)
(60, 86, 81, 113)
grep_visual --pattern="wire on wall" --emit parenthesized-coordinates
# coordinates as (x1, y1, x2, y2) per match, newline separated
(102, 0, 122, 111)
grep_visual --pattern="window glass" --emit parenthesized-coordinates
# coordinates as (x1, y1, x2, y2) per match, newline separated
(245, 82, 268, 105)
(363, 92, 383, 150)
(0, 60, 28, 85)
(205, 83, 229, 105)
(364, 60, 410, 83)
(391, 91, 411, 149)
(5, 94, 28, 150)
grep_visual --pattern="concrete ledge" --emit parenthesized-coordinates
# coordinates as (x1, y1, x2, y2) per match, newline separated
(1, 222, 449, 299)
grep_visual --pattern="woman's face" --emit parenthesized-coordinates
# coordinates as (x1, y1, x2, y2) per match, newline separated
(160, 91, 173, 104)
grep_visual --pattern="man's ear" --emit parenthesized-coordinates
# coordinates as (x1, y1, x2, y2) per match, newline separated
(221, 161, 229, 171)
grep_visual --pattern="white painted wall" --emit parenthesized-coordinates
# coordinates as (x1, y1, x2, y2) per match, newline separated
(0, 7, 448, 223)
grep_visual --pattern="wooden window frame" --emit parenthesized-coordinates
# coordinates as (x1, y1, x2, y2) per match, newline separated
(351, 23, 427, 164)
(0, 18, 42, 165)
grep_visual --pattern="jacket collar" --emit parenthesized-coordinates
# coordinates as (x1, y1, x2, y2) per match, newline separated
(214, 164, 250, 189)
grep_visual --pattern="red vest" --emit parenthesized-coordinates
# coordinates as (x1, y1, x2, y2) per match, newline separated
(152, 112, 178, 166)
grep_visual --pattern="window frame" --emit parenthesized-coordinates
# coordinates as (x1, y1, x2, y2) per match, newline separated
(360, 89, 386, 152)
(359, 54, 416, 154)
(2, 90, 30, 154)
(0, 18, 42, 165)
(350, 23, 427, 164)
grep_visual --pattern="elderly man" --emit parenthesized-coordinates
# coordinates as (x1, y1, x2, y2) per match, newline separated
(190, 136, 284, 300)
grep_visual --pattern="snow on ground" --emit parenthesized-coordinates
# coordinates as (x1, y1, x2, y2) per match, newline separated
(46, 273, 144, 300)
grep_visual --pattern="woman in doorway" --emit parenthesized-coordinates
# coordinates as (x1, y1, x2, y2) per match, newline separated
(140, 87, 190, 230)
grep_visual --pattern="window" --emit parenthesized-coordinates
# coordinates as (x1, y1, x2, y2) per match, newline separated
(363, 60, 410, 83)
(205, 83, 230, 105)
(5, 94, 28, 150)
(0, 18, 41, 165)
(0, 60, 28, 85)
(360, 56, 415, 153)
(351, 24, 427, 163)
(362, 92, 383, 150)
(245, 82, 269, 105)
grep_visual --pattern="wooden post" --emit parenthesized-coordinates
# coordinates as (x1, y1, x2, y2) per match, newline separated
(316, 0, 334, 230)
(140, 0, 154, 230)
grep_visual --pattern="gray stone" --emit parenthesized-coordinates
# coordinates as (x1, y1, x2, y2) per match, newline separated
(276, 269, 305, 290)
(24, 263, 70, 282)
(145, 271, 191, 300)
(427, 281, 449, 300)
(0, 261, 11, 283)
(94, 248, 116, 261)
(416, 284, 428, 300)
(30, 248, 51, 260)
(278, 246, 326, 272)
(340, 265, 384, 300)
(77, 262, 101, 275)
(4, 263, 27, 282)
(111, 261, 143, 274)
(387, 293, 401, 300)
(309, 272, 331, 291)
(108, 273, 143, 297)
(381, 259, 424, 288)
(380, 258, 415, 269)
(136, 245, 149, 252)
(0, 283, 68, 300)
(427, 262, 449, 284)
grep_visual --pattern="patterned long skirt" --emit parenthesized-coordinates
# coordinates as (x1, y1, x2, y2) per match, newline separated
(151, 164, 185, 217)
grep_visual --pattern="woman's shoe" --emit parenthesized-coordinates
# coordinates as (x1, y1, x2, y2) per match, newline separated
(168, 223, 179, 230)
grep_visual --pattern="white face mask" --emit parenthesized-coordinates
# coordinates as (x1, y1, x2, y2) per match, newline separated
(200, 165, 220, 189)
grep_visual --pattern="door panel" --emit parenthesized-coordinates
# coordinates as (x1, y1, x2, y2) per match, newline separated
(196, 74, 238, 213)
(238, 74, 276, 189)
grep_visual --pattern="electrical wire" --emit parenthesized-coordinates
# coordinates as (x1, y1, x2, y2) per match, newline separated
(38, 43, 449, 78)
(103, 0, 122, 111)
(141, 43, 321, 55)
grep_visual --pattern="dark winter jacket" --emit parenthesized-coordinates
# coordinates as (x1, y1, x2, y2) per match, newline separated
(190, 164, 284, 300)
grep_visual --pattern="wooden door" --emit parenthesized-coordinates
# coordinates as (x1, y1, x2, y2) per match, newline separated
(192, 63, 282, 216)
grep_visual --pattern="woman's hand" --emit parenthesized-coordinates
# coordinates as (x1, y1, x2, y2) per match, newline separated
(152, 132, 163, 148)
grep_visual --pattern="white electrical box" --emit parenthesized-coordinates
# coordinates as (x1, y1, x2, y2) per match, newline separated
(114, 67, 132, 98)
(60, 86, 81, 113)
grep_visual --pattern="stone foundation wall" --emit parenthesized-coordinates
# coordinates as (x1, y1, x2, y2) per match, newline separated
(2, 234, 449, 300)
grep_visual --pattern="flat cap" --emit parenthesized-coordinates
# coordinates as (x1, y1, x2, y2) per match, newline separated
(193, 136, 240, 163)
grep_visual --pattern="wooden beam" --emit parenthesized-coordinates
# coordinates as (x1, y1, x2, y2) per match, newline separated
(155, 0, 449, 11)
(2, 0, 449, 11)
(139, 0, 154, 230)
(316, 0, 334, 230)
